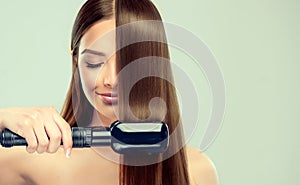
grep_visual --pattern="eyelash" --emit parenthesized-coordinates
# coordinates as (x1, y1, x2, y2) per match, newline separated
(86, 61, 104, 68)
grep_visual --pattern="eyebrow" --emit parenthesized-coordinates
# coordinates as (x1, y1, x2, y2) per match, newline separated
(81, 49, 106, 56)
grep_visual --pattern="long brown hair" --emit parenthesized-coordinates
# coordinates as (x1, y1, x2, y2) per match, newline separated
(61, 0, 190, 184)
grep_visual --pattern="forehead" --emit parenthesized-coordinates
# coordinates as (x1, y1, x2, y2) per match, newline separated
(79, 19, 116, 53)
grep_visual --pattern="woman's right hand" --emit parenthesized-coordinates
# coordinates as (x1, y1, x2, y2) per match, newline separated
(0, 107, 72, 157)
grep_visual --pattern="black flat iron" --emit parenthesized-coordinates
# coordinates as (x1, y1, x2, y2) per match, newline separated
(0, 121, 169, 154)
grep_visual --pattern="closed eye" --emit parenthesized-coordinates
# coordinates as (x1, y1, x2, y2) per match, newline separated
(85, 61, 104, 68)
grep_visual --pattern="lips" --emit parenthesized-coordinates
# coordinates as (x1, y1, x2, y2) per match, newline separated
(97, 93, 118, 105)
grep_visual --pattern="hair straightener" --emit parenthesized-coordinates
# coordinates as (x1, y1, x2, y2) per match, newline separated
(0, 121, 169, 154)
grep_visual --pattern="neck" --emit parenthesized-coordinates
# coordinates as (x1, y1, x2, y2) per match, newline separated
(88, 110, 121, 163)
(88, 109, 116, 127)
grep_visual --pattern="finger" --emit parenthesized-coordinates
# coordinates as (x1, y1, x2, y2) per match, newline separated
(24, 128, 38, 154)
(33, 123, 50, 154)
(53, 113, 72, 157)
(44, 122, 62, 154)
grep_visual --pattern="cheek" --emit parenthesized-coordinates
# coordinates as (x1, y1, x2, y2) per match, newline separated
(78, 65, 99, 91)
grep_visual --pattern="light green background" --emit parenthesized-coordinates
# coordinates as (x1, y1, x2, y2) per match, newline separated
(0, 0, 299, 185)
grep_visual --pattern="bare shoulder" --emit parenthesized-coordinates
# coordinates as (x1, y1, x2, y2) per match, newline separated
(0, 146, 24, 170)
(186, 146, 219, 185)
(0, 147, 29, 184)
(0, 146, 64, 185)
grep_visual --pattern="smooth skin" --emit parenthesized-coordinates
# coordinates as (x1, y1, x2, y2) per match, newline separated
(0, 19, 219, 185)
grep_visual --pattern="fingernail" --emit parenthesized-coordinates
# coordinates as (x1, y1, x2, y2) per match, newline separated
(66, 148, 71, 158)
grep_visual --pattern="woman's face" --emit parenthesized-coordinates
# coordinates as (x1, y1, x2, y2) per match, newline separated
(78, 19, 118, 125)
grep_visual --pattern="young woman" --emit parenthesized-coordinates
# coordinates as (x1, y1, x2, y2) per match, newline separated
(0, 0, 218, 184)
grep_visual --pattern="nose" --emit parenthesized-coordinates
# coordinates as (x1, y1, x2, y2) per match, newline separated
(101, 54, 117, 89)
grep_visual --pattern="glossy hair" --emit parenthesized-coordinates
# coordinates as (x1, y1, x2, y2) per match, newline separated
(61, 0, 190, 184)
